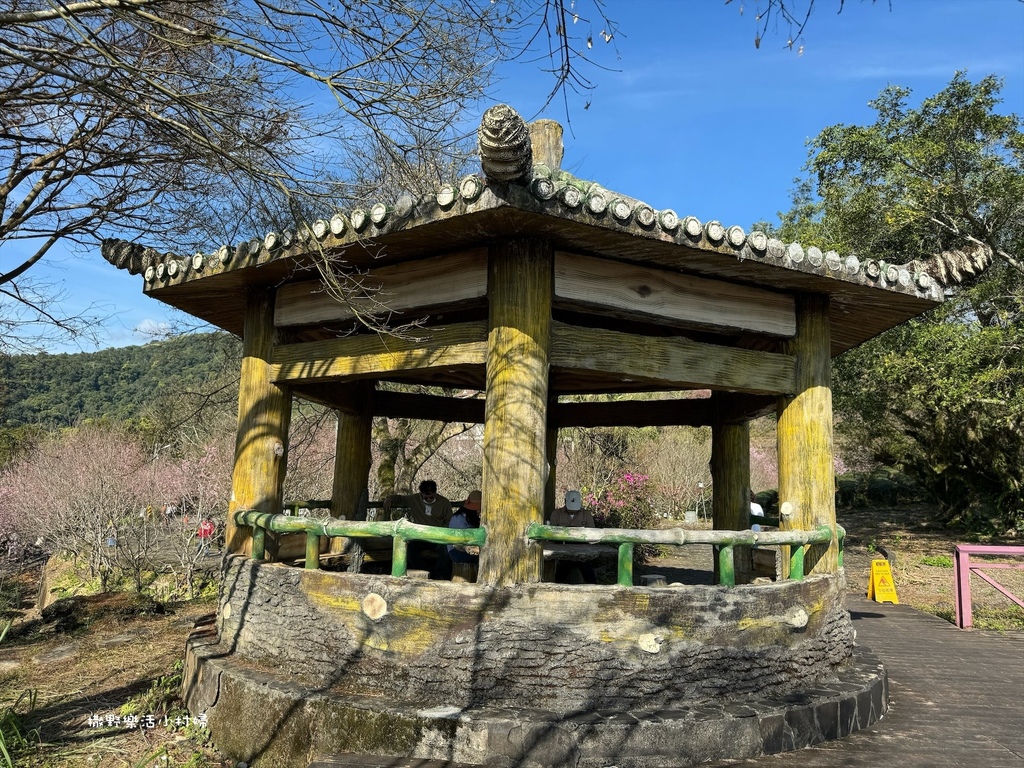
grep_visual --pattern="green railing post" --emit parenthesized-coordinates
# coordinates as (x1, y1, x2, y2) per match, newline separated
(718, 545, 735, 586)
(790, 545, 806, 580)
(305, 532, 320, 570)
(391, 536, 408, 577)
(617, 543, 634, 586)
(251, 525, 266, 562)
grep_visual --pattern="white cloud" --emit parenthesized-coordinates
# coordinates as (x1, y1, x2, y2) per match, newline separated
(133, 319, 172, 340)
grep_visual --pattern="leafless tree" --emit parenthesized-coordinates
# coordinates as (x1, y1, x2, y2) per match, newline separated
(0, 1, 623, 351)
(634, 427, 712, 518)
(284, 406, 338, 502)
(1, 425, 161, 591)
(372, 384, 478, 498)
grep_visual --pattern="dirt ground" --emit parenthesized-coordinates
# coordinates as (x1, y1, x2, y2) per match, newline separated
(837, 502, 1024, 625)
(1, 563, 233, 768)
(1, 503, 1021, 767)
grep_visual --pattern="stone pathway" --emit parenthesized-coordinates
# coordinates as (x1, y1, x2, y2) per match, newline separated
(710, 596, 1024, 767)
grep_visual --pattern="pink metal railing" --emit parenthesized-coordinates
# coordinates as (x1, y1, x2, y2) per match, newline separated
(953, 544, 1024, 629)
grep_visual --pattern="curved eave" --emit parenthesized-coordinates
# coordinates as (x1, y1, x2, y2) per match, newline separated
(126, 174, 940, 356)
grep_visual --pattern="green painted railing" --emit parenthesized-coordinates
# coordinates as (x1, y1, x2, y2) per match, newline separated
(240, 506, 844, 586)
(527, 523, 845, 587)
(235, 510, 486, 577)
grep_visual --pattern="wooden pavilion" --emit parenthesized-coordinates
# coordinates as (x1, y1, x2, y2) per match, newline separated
(100, 105, 950, 767)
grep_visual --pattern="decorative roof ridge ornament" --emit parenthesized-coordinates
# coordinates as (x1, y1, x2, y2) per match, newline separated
(100, 238, 161, 276)
(478, 104, 533, 182)
(918, 243, 994, 288)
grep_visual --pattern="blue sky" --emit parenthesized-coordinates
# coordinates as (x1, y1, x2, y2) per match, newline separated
(19, 0, 1024, 353)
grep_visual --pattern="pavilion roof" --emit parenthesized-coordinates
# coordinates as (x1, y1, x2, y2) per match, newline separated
(101, 106, 959, 356)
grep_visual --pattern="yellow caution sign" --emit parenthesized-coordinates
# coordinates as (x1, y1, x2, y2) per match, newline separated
(867, 558, 899, 604)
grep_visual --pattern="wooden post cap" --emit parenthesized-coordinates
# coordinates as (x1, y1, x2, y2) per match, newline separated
(529, 119, 564, 170)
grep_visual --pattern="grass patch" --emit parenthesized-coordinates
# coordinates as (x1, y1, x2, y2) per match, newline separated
(971, 605, 1024, 631)
(921, 602, 1024, 631)
(0, 689, 39, 768)
(119, 661, 184, 721)
(0, 621, 40, 768)
(921, 554, 954, 568)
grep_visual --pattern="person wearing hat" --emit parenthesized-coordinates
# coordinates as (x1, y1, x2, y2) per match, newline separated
(383, 480, 454, 575)
(551, 490, 596, 528)
(433, 490, 482, 580)
(550, 490, 598, 584)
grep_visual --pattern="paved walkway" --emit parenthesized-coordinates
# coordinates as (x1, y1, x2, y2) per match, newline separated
(710, 596, 1024, 767)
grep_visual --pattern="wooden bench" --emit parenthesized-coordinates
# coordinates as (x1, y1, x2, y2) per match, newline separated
(753, 547, 781, 580)
(541, 542, 617, 582)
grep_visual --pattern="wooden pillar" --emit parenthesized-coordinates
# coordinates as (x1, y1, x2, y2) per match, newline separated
(777, 294, 837, 575)
(331, 382, 374, 520)
(479, 237, 553, 586)
(544, 420, 558, 520)
(330, 382, 374, 555)
(711, 395, 753, 584)
(226, 286, 292, 555)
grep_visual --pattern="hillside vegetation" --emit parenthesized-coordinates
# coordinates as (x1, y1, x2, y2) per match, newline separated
(0, 333, 240, 431)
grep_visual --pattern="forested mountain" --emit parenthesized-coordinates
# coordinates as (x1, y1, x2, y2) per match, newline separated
(0, 333, 240, 429)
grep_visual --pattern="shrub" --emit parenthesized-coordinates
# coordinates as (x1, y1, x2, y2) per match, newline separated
(587, 471, 663, 561)
(0, 425, 161, 591)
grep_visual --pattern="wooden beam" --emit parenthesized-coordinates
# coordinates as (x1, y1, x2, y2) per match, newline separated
(479, 238, 552, 587)
(371, 390, 485, 423)
(777, 294, 837, 575)
(550, 322, 796, 396)
(226, 286, 292, 555)
(270, 322, 487, 383)
(545, 421, 558, 517)
(554, 251, 796, 337)
(274, 249, 487, 327)
(552, 395, 772, 428)
(334, 390, 772, 428)
(552, 398, 712, 428)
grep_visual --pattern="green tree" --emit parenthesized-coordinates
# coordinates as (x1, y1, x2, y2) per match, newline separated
(779, 73, 1024, 532)
(834, 271, 1024, 533)
(807, 73, 1023, 271)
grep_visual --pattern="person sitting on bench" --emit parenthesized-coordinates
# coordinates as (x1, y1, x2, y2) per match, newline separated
(436, 489, 482, 581)
(551, 490, 598, 584)
(384, 480, 453, 574)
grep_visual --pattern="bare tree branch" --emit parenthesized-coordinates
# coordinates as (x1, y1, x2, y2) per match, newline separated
(0, 1, 620, 350)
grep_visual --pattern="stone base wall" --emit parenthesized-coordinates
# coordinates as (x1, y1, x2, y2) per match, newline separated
(213, 556, 853, 713)
(183, 630, 886, 768)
